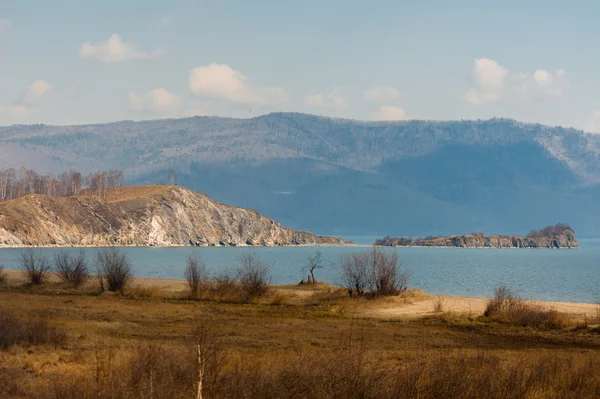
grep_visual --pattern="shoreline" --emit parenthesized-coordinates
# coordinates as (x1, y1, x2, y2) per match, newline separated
(3, 270, 598, 313)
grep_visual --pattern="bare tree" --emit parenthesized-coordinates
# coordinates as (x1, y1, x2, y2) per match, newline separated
(21, 249, 51, 285)
(236, 253, 271, 300)
(95, 248, 132, 292)
(368, 247, 408, 295)
(339, 252, 369, 297)
(303, 250, 324, 285)
(169, 169, 176, 186)
(54, 250, 89, 288)
(0, 265, 5, 284)
(339, 247, 408, 297)
(185, 256, 209, 298)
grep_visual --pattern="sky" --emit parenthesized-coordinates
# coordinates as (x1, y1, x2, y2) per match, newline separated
(1, 0, 600, 131)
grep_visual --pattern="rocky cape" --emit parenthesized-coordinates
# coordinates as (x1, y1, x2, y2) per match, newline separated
(0, 186, 349, 247)
(375, 230, 579, 249)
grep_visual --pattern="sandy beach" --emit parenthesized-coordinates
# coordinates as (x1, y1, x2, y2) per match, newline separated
(4, 269, 597, 321)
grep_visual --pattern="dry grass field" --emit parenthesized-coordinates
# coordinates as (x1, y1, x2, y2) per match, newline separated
(1, 271, 600, 398)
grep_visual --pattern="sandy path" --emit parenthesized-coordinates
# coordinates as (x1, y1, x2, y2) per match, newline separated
(359, 295, 599, 320)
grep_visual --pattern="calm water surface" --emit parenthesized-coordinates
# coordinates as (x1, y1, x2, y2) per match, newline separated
(1, 237, 599, 303)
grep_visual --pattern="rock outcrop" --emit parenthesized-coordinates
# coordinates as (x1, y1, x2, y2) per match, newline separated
(375, 228, 579, 249)
(0, 186, 348, 247)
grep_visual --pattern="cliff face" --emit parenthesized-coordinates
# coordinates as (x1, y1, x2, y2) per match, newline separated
(376, 230, 579, 249)
(0, 186, 348, 247)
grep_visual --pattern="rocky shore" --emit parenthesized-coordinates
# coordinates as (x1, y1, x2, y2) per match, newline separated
(375, 228, 579, 249)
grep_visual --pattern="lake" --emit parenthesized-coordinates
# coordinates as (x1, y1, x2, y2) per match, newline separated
(1, 237, 599, 303)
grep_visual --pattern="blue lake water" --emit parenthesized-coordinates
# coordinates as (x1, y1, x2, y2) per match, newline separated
(1, 237, 599, 303)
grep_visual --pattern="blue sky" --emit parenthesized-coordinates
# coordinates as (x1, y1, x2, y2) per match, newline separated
(1, 0, 599, 131)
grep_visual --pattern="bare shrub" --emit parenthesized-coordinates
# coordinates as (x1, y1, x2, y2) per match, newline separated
(339, 252, 369, 297)
(95, 248, 132, 292)
(21, 248, 50, 285)
(210, 270, 239, 301)
(236, 253, 271, 301)
(184, 256, 209, 299)
(484, 286, 566, 328)
(0, 310, 66, 350)
(0, 265, 5, 285)
(54, 250, 89, 288)
(368, 247, 408, 295)
(339, 247, 409, 297)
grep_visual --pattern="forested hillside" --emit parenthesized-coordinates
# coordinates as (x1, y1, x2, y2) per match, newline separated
(2, 113, 600, 236)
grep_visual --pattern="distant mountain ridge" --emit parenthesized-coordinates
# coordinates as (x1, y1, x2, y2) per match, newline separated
(2, 113, 600, 236)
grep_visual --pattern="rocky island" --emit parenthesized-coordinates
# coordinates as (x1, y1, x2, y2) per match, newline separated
(375, 224, 579, 249)
(0, 186, 349, 247)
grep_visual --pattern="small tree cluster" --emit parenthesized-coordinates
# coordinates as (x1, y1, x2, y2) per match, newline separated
(0, 265, 5, 285)
(339, 247, 409, 297)
(527, 223, 572, 238)
(54, 250, 89, 288)
(0, 167, 124, 202)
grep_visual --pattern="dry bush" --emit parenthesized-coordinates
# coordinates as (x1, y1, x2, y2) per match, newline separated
(21, 248, 51, 285)
(95, 248, 132, 292)
(0, 310, 66, 350)
(54, 250, 89, 288)
(209, 270, 239, 301)
(0, 264, 5, 285)
(237, 253, 271, 301)
(184, 256, 209, 299)
(484, 286, 567, 328)
(339, 247, 409, 297)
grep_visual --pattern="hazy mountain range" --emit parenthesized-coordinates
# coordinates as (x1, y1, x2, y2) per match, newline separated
(2, 112, 600, 237)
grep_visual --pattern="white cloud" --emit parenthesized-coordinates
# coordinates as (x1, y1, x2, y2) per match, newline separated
(371, 105, 408, 121)
(306, 87, 346, 108)
(24, 80, 53, 104)
(0, 19, 11, 34)
(363, 86, 400, 102)
(79, 34, 165, 63)
(189, 63, 289, 105)
(466, 58, 567, 105)
(129, 88, 180, 114)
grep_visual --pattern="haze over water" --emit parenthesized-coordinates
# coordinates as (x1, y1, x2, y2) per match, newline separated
(1, 238, 598, 304)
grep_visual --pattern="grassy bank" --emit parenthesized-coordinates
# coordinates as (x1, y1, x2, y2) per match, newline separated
(1, 270, 600, 398)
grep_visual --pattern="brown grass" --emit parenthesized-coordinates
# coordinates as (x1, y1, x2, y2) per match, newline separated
(1, 280, 600, 398)
(484, 286, 569, 329)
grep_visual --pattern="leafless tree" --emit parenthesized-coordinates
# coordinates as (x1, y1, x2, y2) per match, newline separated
(21, 249, 51, 285)
(303, 250, 325, 285)
(95, 248, 132, 292)
(169, 169, 176, 186)
(185, 256, 209, 298)
(54, 250, 89, 288)
(0, 265, 5, 284)
(236, 253, 271, 300)
(339, 247, 408, 297)
(339, 252, 370, 297)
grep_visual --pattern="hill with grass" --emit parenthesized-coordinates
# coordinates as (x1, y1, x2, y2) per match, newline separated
(0, 186, 347, 247)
